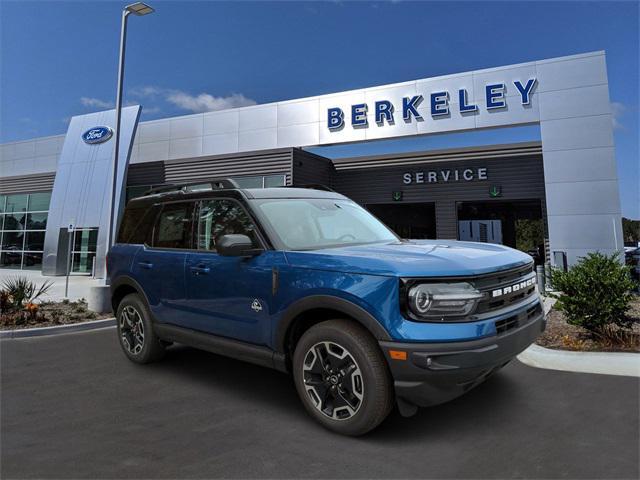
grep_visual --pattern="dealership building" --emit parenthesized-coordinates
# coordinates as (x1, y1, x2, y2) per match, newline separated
(0, 51, 624, 278)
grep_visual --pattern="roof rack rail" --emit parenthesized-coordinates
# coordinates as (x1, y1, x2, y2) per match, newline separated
(288, 184, 336, 192)
(144, 178, 240, 196)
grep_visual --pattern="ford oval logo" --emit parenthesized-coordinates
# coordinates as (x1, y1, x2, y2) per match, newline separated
(82, 126, 113, 144)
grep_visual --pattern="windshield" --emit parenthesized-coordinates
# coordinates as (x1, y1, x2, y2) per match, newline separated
(253, 198, 398, 250)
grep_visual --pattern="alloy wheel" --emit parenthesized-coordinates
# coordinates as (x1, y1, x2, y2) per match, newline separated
(119, 305, 145, 355)
(302, 341, 364, 420)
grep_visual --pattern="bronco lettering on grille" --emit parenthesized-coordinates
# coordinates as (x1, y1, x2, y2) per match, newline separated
(491, 277, 536, 298)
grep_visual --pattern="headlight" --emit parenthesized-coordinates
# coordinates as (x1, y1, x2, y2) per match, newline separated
(407, 282, 483, 319)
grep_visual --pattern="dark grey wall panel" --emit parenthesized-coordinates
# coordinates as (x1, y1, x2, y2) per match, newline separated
(333, 151, 546, 240)
(0, 173, 56, 194)
(334, 155, 545, 205)
(163, 149, 294, 185)
(125, 149, 296, 188)
(127, 161, 166, 186)
(333, 142, 542, 170)
(435, 201, 458, 239)
(292, 149, 335, 187)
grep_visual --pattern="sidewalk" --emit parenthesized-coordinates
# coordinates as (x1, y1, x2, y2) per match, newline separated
(0, 269, 104, 302)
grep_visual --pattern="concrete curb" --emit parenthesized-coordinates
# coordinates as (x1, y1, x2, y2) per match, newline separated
(0, 318, 116, 339)
(518, 343, 640, 377)
(522, 294, 639, 377)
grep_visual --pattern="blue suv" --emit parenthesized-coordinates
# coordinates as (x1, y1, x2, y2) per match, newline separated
(108, 180, 545, 435)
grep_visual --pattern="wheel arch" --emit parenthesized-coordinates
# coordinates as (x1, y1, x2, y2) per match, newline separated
(110, 276, 151, 314)
(275, 295, 391, 362)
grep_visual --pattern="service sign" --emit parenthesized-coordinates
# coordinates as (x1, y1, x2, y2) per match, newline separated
(82, 126, 113, 144)
(403, 167, 488, 184)
(327, 79, 537, 131)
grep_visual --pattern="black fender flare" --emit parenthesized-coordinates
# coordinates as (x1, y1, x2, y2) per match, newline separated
(274, 295, 392, 353)
(110, 275, 152, 312)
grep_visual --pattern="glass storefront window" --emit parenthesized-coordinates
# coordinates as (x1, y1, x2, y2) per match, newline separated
(22, 252, 43, 270)
(26, 213, 47, 230)
(0, 251, 23, 268)
(2, 213, 25, 230)
(25, 231, 45, 251)
(1, 231, 25, 250)
(0, 191, 50, 270)
(5, 194, 28, 213)
(233, 176, 264, 189)
(264, 175, 286, 187)
(27, 192, 51, 211)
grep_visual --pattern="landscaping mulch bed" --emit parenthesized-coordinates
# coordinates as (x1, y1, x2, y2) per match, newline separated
(0, 299, 113, 331)
(536, 297, 640, 353)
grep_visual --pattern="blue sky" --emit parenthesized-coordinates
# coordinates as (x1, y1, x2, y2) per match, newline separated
(1, 1, 638, 217)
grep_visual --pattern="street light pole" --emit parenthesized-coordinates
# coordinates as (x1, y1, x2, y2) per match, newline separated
(105, 2, 154, 283)
(107, 8, 130, 259)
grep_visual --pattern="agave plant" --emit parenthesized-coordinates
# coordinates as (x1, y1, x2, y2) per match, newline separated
(1, 276, 54, 311)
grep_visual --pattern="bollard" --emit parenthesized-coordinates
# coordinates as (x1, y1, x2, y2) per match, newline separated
(88, 285, 112, 314)
(536, 265, 545, 294)
(544, 263, 552, 291)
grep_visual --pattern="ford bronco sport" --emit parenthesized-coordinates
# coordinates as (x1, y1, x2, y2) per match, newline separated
(108, 180, 545, 436)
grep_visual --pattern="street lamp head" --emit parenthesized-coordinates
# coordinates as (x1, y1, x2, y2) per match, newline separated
(125, 2, 154, 16)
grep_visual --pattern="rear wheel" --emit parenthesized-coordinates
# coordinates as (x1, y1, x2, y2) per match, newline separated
(116, 293, 165, 364)
(292, 319, 393, 436)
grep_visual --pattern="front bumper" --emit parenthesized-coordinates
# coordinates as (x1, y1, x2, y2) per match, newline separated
(379, 301, 545, 410)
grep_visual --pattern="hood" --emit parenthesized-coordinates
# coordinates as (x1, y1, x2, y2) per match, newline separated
(284, 240, 533, 277)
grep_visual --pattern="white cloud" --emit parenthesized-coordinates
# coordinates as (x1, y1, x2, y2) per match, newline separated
(129, 85, 256, 114)
(611, 101, 625, 130)
(129, 86, 163, 98)
(142, 106, 161, 115)
(80, 97, 114, 109)
(165, 91, 256, 113)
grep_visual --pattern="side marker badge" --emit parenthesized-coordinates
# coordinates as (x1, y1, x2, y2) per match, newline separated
(251, 299, 263, 313)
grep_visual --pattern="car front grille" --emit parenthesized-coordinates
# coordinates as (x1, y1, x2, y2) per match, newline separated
(471, 263, 537, 316)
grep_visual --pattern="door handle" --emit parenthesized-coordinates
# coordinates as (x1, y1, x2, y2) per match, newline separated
(138, 261, 154, 269)
(190, 265, 210, 275)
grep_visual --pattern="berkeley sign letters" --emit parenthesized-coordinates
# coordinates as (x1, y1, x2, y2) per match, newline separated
(328, 78, 537, 130)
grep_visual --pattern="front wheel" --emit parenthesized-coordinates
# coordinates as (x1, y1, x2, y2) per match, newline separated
(292, 319, 393, 436)
(116, 293, 165, 364)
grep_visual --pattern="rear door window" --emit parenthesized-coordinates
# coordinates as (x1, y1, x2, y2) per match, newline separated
(153, 202, 195, 249)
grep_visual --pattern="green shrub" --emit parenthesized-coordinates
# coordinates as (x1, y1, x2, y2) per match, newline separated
(550, 252, 636, 333)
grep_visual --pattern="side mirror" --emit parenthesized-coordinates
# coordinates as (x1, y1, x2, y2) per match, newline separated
(217, 234, 262, 257)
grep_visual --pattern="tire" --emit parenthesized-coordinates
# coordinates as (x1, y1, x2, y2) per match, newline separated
(292, 319, 393, 436)
(116, 293, 165, 364)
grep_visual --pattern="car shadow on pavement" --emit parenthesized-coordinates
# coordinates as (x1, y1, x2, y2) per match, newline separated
(153, 343, 522, 442)
(149, 344, 305, 413)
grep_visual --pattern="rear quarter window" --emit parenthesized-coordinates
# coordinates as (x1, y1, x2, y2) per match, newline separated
(117, 205, 158, 244)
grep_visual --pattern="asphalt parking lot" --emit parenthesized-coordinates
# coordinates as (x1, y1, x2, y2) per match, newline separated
(2, 327, 638, 479)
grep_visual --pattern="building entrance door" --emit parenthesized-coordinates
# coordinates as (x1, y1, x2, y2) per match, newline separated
(71, 228, 98, 275)
(457, 200, 545, 264)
